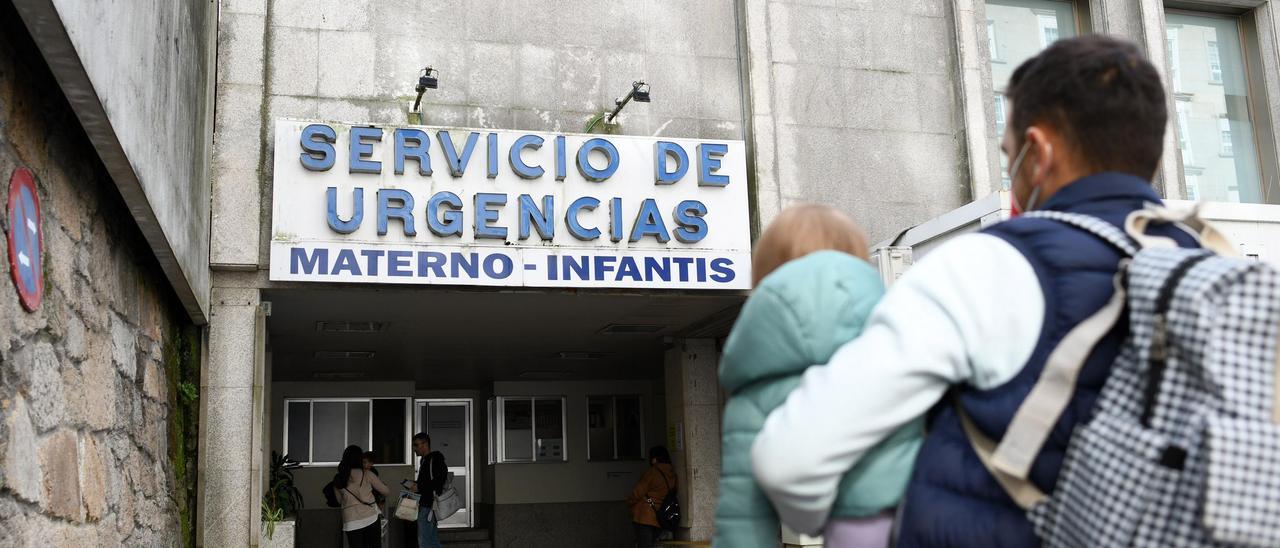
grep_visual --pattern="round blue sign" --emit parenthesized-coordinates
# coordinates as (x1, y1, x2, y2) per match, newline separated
(7, 168, 42, 311)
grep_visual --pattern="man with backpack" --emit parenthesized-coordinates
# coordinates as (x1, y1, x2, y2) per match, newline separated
(408, 433, 447, 548)
(752, 35, 1280, 546)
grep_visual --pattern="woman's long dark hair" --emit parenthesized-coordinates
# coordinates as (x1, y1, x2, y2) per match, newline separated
(337, 445, 364, 488)
(648, 445, 671, 464)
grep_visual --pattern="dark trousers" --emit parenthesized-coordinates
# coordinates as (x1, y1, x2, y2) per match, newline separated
(344, 519, 380, 548)
(634, 523, 660, 547)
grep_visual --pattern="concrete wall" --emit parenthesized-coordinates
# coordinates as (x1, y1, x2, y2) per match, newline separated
(13, 0, 216, 321)
(744, 0, 974, 243)
(211, 0, 746, 271)
(0, 11, 189, 545)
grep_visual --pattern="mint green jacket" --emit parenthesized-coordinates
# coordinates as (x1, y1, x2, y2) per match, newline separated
(712, 251, 924, 547)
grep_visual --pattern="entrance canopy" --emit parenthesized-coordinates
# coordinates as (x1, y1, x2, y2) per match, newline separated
(264, 287, 743, 387)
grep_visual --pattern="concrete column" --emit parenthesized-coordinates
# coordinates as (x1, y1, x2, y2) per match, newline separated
(198, 279, 265, 547)
(663, 338, 721, 541)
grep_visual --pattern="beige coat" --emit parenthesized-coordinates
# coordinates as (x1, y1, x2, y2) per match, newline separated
(338, 469, 389, 526)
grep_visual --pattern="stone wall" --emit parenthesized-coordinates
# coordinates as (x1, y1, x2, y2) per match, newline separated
(0, 7, 189, 547)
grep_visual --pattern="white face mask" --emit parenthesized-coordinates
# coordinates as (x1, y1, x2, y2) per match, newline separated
(1009, 141, 1042, 213)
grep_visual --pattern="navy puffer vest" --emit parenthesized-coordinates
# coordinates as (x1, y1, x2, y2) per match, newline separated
(895, 174, 1199, 547)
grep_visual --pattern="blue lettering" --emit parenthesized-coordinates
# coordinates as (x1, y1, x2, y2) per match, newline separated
(518, 194, 554, 241)
(333, 249, 361, 276)
(593, 256, 617, 281)
(393, 128, 432, 176)
(654, 141, 689, 184)
(566, 197, 600, 241)
(577, 138, 620, 182)
(360, 250, 385, 276)
(673, 200, 708, 243)
(710, 258, 735, 283)
(451, 252, 479, 278)
(547, 255, 558, 281)
(300, 124, 336, 171)
(437, 130, 479, 177)
(484, 254, 514, 279)
(377, 189, 416, 236)
(427, 191, 464, 237)
(349, 127, 383, 174)
(327, 187, 364, 234)
(616, 257, 641, 281)
(510, 135, 545, 179)
(418, 251, 446, 277)
(698, 143, 730, 186)
(290, 247, 329, 275)
(487, 133, 499, 178)
(629, 199, 671, 243)
(644, 257, 670, 282)
(609, 197, 624, 242)
(564, 256, 589, 280)
(555, 135, 567, 181)
(696, 257, 707, 282)
(388, 250, 412, 277)
(474, 193, 507, 239)
(673, 257, 693, 281)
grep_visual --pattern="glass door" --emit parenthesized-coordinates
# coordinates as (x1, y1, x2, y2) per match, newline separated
(414, 399, 473, 528)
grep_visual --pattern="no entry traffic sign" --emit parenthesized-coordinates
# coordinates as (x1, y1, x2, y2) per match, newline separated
(7, 168, 42, 311)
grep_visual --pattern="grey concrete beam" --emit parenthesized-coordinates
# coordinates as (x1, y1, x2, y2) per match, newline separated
(13, 0, 214, 323)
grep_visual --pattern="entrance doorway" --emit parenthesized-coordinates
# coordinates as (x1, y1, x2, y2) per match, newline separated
(415, 399, 474, 529)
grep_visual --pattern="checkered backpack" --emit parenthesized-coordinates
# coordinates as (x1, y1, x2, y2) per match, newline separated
(957, 205, 1280, 547)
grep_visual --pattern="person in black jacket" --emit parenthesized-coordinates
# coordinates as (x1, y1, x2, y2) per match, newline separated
(408, 432, 447, 548)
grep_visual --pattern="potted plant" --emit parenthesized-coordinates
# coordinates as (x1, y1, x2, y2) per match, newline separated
(261, 452, 303, 548)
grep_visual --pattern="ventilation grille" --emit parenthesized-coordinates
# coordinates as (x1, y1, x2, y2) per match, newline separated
(313, 371, 366, 380)
(313, 351, 376, 359)
(316, 321, 388, 333)
(598, 323, 665, 335)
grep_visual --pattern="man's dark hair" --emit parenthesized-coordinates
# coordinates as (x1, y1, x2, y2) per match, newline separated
(1006, 35, 1167, 178)
(413, 432, 430, 446)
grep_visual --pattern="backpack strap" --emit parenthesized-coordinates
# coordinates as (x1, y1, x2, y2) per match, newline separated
(957, 212, 1134, 504)
(1022, 211, 1139, 256)
(1124, 203, 1240, 257)
(992, 270, 1129, 479)
(956, 403, 1046, 510)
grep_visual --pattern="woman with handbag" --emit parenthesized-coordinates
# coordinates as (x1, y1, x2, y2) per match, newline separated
(336, 445, 389, 548)
(627, 446, 677, 548)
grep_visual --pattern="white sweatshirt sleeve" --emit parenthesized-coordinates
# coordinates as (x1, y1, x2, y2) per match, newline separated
(750, 233, 1045, 535)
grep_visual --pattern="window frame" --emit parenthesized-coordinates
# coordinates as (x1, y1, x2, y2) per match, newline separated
(282, 397, 413, 466)
(492, 396, 569, 464)
(1208, 40, 1223, 84)
(1164, 5, 1279, 205)
(586, 395, 646, 462)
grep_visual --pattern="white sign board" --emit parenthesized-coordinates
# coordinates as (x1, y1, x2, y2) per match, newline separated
(270, 120, 751, 289)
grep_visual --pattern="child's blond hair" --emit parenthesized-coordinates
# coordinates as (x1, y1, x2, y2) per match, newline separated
(751, 204, 869, 286)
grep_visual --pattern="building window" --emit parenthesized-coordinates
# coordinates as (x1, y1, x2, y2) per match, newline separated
(1208, 41, 1223, 83)
(1166, 11, 1265, 203)
(988, 20, 1000, 60)
(986, 0, 1080, 186)
(993, 94, 1007, 137)
(1220, 117, 1234, 156)
(1176, 101, 1191, 156)
(1038, 13, 1060, 47)
(284, 398, 412, 465)
(587, 396, 644, 461)
(1166, 28, 1182, 93)
(493, 396, 567, 463)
